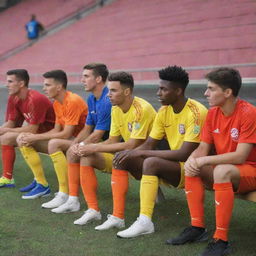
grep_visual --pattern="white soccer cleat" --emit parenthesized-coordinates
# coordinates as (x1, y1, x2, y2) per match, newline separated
(51, 196, 80, 213)
(74, 208, 102, 225)
(95, 214, 125, 231)
(117, 216, 154, 238)
(41, 192, 68, 209)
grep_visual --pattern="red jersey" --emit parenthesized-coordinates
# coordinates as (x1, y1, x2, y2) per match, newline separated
(6, 89, 55, 133)
(201, 99, 256, 165)
(53, 91, 88, 137)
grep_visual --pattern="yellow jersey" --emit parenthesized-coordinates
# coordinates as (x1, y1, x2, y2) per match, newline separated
(110, 96, 156, 142)
(150, 98, 208, 150)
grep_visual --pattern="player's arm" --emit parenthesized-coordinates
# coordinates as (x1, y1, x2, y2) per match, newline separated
(134, 141, 199, 162)
(72, 124, 94, 144)
(0, 121, 39, 134)
(196, 143, 253, 168)
(78, 136, 145, 156)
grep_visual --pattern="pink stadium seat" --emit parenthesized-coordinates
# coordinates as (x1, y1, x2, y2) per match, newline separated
(0, 0, 255, 80)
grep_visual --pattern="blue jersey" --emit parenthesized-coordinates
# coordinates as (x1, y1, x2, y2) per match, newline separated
(26, 20, 40, 39)
(86, 87, 112, 135)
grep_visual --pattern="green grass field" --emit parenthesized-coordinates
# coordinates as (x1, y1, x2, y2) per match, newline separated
(0, 150, 255, 256)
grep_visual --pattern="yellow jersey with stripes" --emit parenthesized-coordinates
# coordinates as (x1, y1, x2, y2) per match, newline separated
(150, 98, 208, 150)
(110, 96, 156, 142)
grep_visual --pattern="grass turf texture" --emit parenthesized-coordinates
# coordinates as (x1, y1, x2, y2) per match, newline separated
(0, 150, 255, 256)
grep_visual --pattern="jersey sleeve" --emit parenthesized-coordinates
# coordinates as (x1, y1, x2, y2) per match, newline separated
(238, 107, 256, 144)
(149, 110, 165, 140)
(130, 106, 155, 140)
(200, 111, 214, 144)
(183, 106, 207, 143)
(5, 96, 24, 125)
(94, 101, 112, 131)
(109, 107, 121, 137)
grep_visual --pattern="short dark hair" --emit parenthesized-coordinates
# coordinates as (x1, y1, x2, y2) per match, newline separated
(43, 70, 68, 89)
(205, 67, 241, 97)
(6, 69, 30, 87)
(83, 63, 109, 83)
(108, 71, 134, 91)
(158, 65, 189, 91)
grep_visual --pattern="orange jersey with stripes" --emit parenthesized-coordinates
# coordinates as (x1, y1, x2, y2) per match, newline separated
(53, 91, 88, 137)
(150, 98, 208, 150)
(110, 96, 156, 142)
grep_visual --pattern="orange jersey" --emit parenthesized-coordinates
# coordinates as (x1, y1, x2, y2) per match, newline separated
(201, 99, 256, 165)
(53, 91, 88, 137)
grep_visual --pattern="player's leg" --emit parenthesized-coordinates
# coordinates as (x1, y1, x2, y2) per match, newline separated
(0, 132, 19, 187)
(198, 164, 241, 256)
(95, 154, 144, 231)
(19, 139, 50, 199)
(41, 139, 73, 209)
(52, 147, 82, 212)
(117, 157, 180, 238)
(166, 165, 213, 245)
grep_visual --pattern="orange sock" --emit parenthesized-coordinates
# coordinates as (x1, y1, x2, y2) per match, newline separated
(213, 182, 234, 241)
(68, 163, 80, 196)
(2, 145, 15, 179)
(80, 166, 99, 211)
(112, 169, 129, 219)
(185, 176, 205, 228)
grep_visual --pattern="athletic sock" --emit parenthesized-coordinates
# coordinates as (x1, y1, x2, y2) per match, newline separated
(185, 175, 205, 228)
(19, 146, 48, 186)
(2, 145, 15, 179)
(213, 182, 234, 241)
(50, 151, 68, 194)
(112, 168, 129, 219)
(80, 166, 99, 211)
(68, 162, 80, 196)
(140, 175, 159, 219)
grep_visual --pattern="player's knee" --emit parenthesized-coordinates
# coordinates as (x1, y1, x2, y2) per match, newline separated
(213, 165, 233, 182)
(48, 139, 61, 154)
(1, 133, 16, 145)
(143, 157, 160, 175)
(66, 147, 76, 162)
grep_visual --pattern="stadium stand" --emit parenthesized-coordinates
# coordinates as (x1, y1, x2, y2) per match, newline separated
(0, 0, 94, 56)
(0, 0, 255, 83)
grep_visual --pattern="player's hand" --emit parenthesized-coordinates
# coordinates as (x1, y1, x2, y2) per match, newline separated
(77, 143, 97, 157)
(113, 150, 131, 167)
(0, 127, 9, 135)
(69, 143, 80, 155)
(184, 157, 200, 176)
(17, 132, 35, 146)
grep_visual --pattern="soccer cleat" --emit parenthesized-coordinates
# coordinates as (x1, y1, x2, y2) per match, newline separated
(166, 226, 208, 245)
(117, 216, 154, 238)
(51, 196, 80, 213)
(22, 183, 50, 199)
(41, 192, 69, 209)
(95, 214, 125, 231)
(74, 208, 102, 225)
(200, 239, 231, 256)
(0, 176, 15, 188)
(19, 180, 37, 192)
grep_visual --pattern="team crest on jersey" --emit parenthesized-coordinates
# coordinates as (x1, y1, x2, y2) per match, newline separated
(230, 128, 239, 141)
(179, 124, 185, 134)
(128, 122, 133, 132)
(193, 125, 200, 134)
(23, 112, 32, 121)
(134, 122, 141, 130)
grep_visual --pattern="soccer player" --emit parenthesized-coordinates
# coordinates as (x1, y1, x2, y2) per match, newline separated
(52, 72, 156, 231)
(41, 63, 112, 209)
(167, 68, 256, 256)
(115, 65, 208, 238)
(17, 70, 88, 199)
(0, 69, 55, 188)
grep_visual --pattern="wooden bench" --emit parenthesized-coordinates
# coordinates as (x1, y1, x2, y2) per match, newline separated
(236, 191, 256, 202)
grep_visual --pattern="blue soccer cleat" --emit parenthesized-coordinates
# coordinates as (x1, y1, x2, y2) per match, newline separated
(22, 183, 50, 199)
(19, 179, 37, 192)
